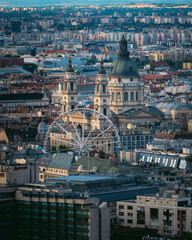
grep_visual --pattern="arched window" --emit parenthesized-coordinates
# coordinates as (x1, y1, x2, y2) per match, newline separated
(103, 85, 106, 93)
(65, 82, 67, 90)
(97, 84, 99, 93)
(136, 92, 138, 101)
(124, 92, 128, 101)
(131, 92, 134, 101)
(112, 92, 115, 101)
(117, 92, 121, 101)
(71, 82, 74, 91)
(103, 108, 107, 115)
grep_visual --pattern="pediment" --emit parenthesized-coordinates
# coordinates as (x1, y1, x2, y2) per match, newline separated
(119, 108, 162, 119)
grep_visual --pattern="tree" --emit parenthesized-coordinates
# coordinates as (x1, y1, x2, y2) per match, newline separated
(51, 146, 56, 153)
(59, 145, 71, 153)
(87, 55, 97, 65)
(23, 63, 37, 74)
(39, 70, 44, 76)
(31, 48, 36, 56)
(180, 232, 192, 240)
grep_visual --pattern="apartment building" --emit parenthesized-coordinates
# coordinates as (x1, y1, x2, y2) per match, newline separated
(117, 190, 192, 236)
(16, 185, 110, 240)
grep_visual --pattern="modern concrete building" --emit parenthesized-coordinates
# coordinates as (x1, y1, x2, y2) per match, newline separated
(16, 184, 110, 240)
(117, 189, 192, 236)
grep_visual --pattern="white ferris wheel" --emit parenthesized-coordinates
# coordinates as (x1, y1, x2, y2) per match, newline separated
(44, 108, 121, 155)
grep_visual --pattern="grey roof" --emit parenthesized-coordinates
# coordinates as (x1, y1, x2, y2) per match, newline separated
(48, 175, 113, 182)
(140, 152, 180, 169)
(117, 106, 163, 117)
(171, 104, 192, 111)
(47, 153, 74, 170)
(69, 156, 115, 174)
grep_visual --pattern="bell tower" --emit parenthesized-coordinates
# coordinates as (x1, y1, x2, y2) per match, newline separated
(62, 58, 78, 113)
(94, 60, 110, 116)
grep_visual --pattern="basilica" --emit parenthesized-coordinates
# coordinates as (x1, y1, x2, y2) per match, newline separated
(51, 35, 164, 154)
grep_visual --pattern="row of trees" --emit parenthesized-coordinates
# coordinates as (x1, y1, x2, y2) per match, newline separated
(51, 145, 71, 153)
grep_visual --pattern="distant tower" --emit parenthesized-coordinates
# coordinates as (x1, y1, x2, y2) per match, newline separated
(94, 59, 110, 116)
(62, 58, 78, 113)
(86, 25, 89, 42)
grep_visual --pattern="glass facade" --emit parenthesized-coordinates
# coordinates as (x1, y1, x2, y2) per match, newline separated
(17, 199, 89, 240)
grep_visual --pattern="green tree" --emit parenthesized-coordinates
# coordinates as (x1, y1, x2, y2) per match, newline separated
(23, 63, 37, 73)
(31, 48, 36, 56)
(59, 145, 71, 153)
(39, 70, 44, 76)
(51, 146, 56, 153)
(87, 55, 97, 65)
(180, 232, 192, 240)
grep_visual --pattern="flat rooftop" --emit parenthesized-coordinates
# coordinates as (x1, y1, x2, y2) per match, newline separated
(48, 175, 113, 182)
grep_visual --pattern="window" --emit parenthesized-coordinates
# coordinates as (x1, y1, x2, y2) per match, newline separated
(124, 92, 128, 101)
(136, 92, 138, 101)
(103, 108, 107, 115)
(71, 105, 74, 110)
(127, 213, 133, 216)
(127, 220, 133, 224)
(127, 206, 133, 210)
(119, 205, 124, 209)
(112, 92, 115, 101)
(97, 84, 99, 92)
(103, 85, 106, 93)
(131, 92, 134, 101)
(117, 92, 121, 101)
(150, 208, 158, 219)
(70, 82, 74, 91)
(119, 212, 124, 216)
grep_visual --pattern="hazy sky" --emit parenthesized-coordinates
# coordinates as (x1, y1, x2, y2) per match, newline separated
(0, 0, 191, 7)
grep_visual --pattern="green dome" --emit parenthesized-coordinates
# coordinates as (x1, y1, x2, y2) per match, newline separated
(109, 35, 138, 77)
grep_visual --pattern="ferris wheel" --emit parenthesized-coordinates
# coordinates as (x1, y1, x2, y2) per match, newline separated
(44, 108, 121, 154)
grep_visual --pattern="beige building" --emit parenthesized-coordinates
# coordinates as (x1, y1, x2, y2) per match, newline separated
(117, 189, 192, 236)
(183, 62, 192, 70)
(150, 51, 164, 62)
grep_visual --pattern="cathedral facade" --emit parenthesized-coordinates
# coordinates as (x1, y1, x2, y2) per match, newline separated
(50, 36, 164, 154)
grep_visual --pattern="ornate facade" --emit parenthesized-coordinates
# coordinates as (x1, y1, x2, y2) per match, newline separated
(62, 58, 78, 113)
(94, 59, 110, 117)
(50, 36, 164, 154)
(108, 34, 144, 114)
